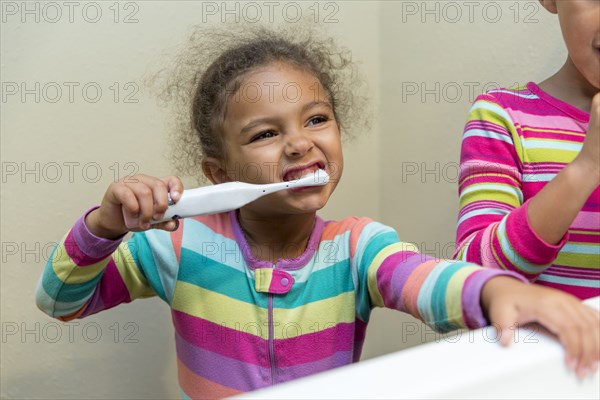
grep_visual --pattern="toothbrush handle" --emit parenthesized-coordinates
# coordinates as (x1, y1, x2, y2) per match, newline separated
(152, 183, 259, 223)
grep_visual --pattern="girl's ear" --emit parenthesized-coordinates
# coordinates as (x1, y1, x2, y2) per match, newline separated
(202, 158, 231, 184)
(539, 0, 558, 14)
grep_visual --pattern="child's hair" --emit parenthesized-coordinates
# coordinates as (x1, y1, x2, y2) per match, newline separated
(150, 22, 370, 180)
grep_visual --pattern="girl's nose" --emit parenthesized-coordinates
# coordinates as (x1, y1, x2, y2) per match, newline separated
(284, 132, 313, 157)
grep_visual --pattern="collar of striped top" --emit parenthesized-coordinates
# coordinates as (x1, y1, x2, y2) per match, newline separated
(527, 82, 590, 123)
(229, 210, 325, 271)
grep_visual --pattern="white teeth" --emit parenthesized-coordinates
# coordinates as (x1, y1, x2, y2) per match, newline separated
(296, 169, 329, 183)
(285, 167, 318, 182)
(282, 162, 329, 183)
(297, 169, 318, 180)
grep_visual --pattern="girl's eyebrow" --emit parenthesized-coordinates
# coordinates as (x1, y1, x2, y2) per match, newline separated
(239, 101, 333, 135)
(240, 117, 275, 136)
(302, 100, 332, 113)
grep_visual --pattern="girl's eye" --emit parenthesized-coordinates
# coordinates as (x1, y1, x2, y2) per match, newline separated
(307, 115, 329, 126)
(251, 130, 276, 142)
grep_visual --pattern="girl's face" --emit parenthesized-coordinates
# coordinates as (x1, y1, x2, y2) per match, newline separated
(551, 0, 600, 88)
(207, 62, 343, 216)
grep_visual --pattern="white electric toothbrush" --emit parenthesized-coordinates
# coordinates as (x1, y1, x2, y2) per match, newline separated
(151, 169, 330, 224)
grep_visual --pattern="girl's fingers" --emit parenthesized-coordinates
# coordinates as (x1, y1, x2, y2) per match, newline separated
(151, 176, 184, 222)
(541, 299, 600, 378)
(99, 174, 184, 233)
(554, 306, 583, 374)
(488, 284, 599, 378)
(122, 175, 169, 229)
(125, 175, 157, 229)
(112, 184, 141, 229)
(562, 301, 600, 378)
(575, 306, 600, 377)
(126, 176, 183, 230)
(162, 175, 184, 203)
(150, 179, 170, 221)
(585, 307, 600, 362)
(127, 181, 156, 229)
(520, 297, 581, 372)
(489, 305, 519, 347)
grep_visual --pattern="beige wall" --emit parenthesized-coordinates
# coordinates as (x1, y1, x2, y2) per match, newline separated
(1, 1, 563, 398)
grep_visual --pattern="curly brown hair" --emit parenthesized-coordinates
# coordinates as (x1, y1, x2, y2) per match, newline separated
(150, 22, 370, 181)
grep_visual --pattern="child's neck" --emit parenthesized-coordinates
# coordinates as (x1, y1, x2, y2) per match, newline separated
(237, 210, 317, 263)
(538, 57, 597, 113)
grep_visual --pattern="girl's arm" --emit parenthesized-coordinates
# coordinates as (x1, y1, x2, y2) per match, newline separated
(351, 221, 599, 379)
(351, 220, 526, 333)
(36, 174, 184, 320)
(36, 209, 156, 320)
(528, 93, 599, 244)
(454, 92, 598, 280)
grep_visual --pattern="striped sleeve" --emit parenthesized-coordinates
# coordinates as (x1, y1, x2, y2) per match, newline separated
(35, 208, 178, 321)
(453, 93, 567, 280)
(351, 220, 526, 332)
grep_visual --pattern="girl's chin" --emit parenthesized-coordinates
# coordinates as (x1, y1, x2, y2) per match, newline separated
(248, 200, 328, 217)
(288, 199, 329, 214)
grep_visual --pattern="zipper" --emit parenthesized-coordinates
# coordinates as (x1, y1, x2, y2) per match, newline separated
(268, 292, 276, 384)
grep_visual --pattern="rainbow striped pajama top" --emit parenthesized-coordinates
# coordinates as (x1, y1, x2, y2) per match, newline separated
(37, 209, 519, 398)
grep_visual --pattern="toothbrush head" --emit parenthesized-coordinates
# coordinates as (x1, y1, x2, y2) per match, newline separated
(313, 169, 330, 185)
(290, 169, 330, 188)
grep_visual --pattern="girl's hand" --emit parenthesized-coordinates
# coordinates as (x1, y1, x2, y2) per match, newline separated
(86, 174, 184, 239)
(573, 92, 600, 184)
(481, 277, 600, 379)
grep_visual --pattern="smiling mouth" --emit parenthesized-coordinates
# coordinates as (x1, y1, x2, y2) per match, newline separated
(282, 162, 325, 182)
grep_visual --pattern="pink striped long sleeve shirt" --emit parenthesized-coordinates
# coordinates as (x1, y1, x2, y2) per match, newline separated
(454, 82, 599, 299)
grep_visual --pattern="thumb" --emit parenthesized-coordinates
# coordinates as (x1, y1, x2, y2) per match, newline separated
(162, 176, 184, 203)
(152, 219, 179, 232)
